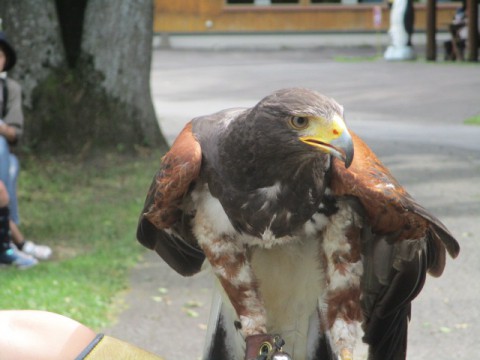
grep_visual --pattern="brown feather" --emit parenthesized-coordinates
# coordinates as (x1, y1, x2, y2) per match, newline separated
(331, 131, 425, 240)
(144, 122, 202, 229)
(330, 131, 459, 275)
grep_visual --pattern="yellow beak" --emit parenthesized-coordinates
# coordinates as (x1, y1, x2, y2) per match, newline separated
(299, 114, 354, 168)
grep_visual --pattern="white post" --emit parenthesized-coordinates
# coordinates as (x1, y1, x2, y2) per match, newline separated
(384, 0, 416, 60)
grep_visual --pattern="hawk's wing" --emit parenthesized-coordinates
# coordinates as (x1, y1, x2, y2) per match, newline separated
(136, 122, 205, 276)
(330, 132, 460, 359)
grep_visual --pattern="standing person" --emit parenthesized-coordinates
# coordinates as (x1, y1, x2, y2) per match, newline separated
(0, 30, 51, 264)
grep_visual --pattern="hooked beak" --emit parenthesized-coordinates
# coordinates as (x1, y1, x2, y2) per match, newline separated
(299, 114, 354, 168)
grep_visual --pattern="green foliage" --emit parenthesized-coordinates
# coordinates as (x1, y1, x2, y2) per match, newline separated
(0, 151, 161, 330)
(464, 114, 480, 126)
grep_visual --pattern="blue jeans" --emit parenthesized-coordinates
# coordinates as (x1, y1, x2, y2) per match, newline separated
(0, 137, 20, 224)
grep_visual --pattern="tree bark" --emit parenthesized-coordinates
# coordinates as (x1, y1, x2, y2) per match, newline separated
(81, 0, 163, 149)
(0, 0, 65, 106)
(0, 0, 167, 154)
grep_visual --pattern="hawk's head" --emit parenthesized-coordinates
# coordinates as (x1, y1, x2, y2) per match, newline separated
(248, 88, 354, 168)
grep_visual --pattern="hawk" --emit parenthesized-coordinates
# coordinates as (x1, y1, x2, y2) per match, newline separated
(137, 88, 459, 360)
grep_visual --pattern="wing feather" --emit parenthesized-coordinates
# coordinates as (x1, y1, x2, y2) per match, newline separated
(330, 132, 460, 359)
(330, 131, 459, 275)
(137, 122, 205, 276)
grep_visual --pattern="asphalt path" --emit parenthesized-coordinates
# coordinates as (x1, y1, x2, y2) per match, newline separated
(105, 48, 480, 360)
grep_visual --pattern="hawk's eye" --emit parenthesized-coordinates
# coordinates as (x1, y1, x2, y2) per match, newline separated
(290, 116, 309, 130)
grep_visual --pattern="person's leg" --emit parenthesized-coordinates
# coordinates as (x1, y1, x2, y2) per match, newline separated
(0, 137, 10, 188)
(10, 219, 53, 260)
(5, 153, 52, 260)
(0, 310, 96, 360)
(0, 181, 37, 268)
(0, 180, 10, 255)
(7, 153, 19, 224)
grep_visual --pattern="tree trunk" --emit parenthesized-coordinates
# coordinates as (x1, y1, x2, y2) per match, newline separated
(0, 0, 65, 106)
(0, 0, 167, 154)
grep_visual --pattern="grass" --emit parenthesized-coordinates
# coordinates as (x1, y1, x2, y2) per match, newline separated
(465, 114, 480, 126)
(0, 150, 162, 330)
(333, 54, 382, 63)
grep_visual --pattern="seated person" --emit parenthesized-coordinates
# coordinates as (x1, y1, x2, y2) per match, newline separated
(444, 2, 480, 61)
(444, 6, 467, 60)
(0, 31, 51, 263)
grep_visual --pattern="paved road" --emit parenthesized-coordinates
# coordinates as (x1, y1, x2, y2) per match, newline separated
(105, 47, 480, 359)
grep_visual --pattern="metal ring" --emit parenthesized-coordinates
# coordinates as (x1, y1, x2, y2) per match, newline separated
(259, 341, 273, 355)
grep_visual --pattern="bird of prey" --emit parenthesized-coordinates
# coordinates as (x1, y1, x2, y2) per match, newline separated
(137, 88, 459, 360)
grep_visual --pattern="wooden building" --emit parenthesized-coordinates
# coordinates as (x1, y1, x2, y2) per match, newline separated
(154, 0, 459, 33)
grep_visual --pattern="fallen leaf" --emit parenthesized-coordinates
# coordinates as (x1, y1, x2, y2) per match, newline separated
(184, 309, 199, 318)
(184, 300, 203, 308)
(439, 326, 452, 333)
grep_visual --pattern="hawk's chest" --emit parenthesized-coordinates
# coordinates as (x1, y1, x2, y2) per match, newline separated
(190, 182, 333, 248)
(198, 161, 329, 240)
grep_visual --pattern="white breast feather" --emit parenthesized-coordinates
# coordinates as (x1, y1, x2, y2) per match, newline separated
(192, 186, 236, 237)
(252, 238, 325, 360)
(194, 184, 368, 358)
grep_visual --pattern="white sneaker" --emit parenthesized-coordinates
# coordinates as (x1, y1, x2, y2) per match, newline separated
(0, 247, 38, 269)
(22, 240, 52, 260)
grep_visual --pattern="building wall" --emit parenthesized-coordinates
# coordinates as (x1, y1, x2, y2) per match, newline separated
(154, 0, 459, 33)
